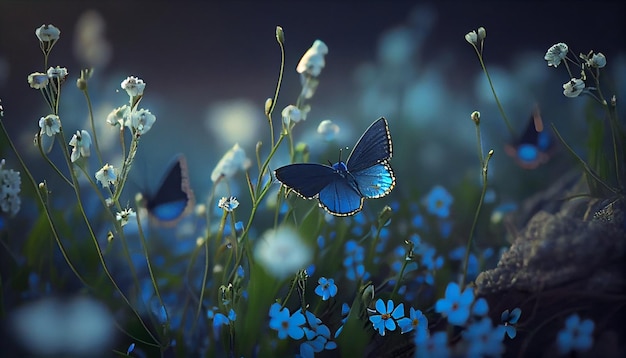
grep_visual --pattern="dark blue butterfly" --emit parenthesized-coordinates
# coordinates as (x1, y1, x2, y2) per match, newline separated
(505, 106, 554, 169)
(144, 155, 195, 226)
(274, 117, 395, 216)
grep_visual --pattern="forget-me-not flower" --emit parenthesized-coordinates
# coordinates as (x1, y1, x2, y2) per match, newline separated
(423, 185, 453, 218)
(268, 303, 305, 340)
(462, 317, 505, 357)
(557, 313, 594, 354)
(369, 299, 406, 336)
(314, 277, 337, 301)
(435, 282, 474, 326)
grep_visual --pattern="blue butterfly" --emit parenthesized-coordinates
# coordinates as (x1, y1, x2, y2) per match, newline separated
(144, 155, 195, 226)
(274, 117, 395, 216)
(505, 106, 554, 169)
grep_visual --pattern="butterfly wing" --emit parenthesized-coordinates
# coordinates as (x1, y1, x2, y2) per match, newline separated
(274, 163, 337, 199)
(318, 176, 364, 216)
(505, 107, 553, 169)
(351, 163, 395, 199)
(346, 117, 393, 172)
(146, 155, 195, 226)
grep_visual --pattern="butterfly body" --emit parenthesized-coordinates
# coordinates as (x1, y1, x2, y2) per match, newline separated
(275, 117, 395, 216)
(144, 155, 194, 226)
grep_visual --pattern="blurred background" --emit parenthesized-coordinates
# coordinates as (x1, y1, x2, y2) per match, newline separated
(1, 1, 625, 206)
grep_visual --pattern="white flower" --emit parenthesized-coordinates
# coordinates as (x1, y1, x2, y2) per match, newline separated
(317, 119, 340, 141)
(588, 52, 606, 68)
(69, 130, 92, 162)
(116, 208, 136, 227)
(121, 76, 146, 98)
(281, 105, 302, 125)
(0, 159, 22, 216)
(95, 163, 117, 188)
(562, 78, 585, 97)
(544, 43, 569, 67)
(126, 108, 156, 135)
(35, 24, 61, 42)
(296, 39, 328, 77)
(210, 143, 250, 182)
(477, 27, 486, 41)
(464, 30, 478, 45)
(28, 72, 49, 89)
(254, 225, 313, 280)
(47, 66, 68, 81)
(106, 105, 130, 127)
(218, 196, 239, 212)
(38, 114, 61, 137)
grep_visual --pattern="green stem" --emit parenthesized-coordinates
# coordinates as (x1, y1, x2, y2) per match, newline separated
(81, 88, 104, 166)
(462, 150, 493, 290)
(474, 47, 515, 138)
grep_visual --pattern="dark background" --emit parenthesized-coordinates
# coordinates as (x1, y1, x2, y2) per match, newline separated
(1, 0, 625, 210)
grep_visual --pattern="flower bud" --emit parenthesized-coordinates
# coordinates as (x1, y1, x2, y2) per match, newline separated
(275, 26, 285, 45)
(477, 27, 486, 41)
(471, 111, 481, 124)
(264, 97, 273, 116)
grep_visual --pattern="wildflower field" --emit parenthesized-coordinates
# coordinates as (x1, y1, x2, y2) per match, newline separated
(0, 2, 625, 357)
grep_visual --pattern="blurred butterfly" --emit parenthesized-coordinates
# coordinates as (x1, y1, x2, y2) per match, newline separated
(144, 155, 194, 226)
(274, 117, 395, 216)
(505, 105, 554, 169)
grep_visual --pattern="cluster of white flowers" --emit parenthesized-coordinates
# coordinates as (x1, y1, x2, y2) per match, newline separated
(544, 42, 608, 99)
(27, 66, 69, 90)
(0, 159, 22, 216)
(104, 77, 155, 136)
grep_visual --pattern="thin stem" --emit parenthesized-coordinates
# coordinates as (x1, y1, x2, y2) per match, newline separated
(462, 150, 493, 290)
(473, 47, 516, 138)
(81, 88, 104, 166)
(135, 200, 171, 341)
(267, 35, 285, 147)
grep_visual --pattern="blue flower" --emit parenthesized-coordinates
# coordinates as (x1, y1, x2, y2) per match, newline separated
(334, 303, 351, 338)
(462, 317, 505, 357)
(299, 310, 337, 357)
(416, 331, 450, 357)
(268, 303, 305, 340)
(399, 307, 428, 342)
(500, 307, 521, 339)
(472, 297, 489, 317)
(435, 282, 474, 326)
(126, 343, 135, 355)
(343, 240, 368, 281)
(423, 185, 453, 218)
(314, 277, 338, 301)
(557, 314, 594, 354)
(369, 299, 406, 336)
